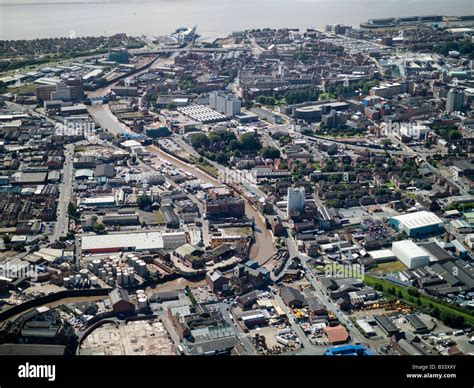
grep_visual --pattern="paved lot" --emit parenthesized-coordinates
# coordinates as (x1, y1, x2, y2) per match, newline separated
(80, 319, 176, 355)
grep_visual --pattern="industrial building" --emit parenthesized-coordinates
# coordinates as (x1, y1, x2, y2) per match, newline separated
(205, 197, 245, 220)
(406, 313, 429, 333)
(209, 91, 241, 117)
(374, 315, 399, 336)
(81, 231, 187, 254)
(178, 105, 227, 123)
(251, 107, 283, 124)
(293, 101, 348, 121)
(280, 286, 305, 308)
(389, 211, 444, 237)
(80, 196, 116, 207)
(392, 240, 430, 269)
(324, 344, 376, 355)
(368, 249, 396, 263)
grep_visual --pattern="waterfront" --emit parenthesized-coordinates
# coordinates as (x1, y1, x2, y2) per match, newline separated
(1, 0, 473, 40)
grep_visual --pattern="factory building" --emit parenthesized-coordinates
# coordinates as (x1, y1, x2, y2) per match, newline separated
(209, 91, 241, 117)
(389, 211, 444, 237)
(374, 315, 400, 336)
(392, 240, 430, 269)
(80, 196, 116, 207)
(81, 231, 187, 254)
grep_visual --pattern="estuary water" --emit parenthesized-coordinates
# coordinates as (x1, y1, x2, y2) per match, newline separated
(0, 0, 473, 40)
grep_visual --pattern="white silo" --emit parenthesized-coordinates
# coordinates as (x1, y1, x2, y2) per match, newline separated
(137, 262, 147, 276)
(92, 259, 101, 271)
(63, 277, 71, 288)
(137, 297, 148, 310)
(80, 269, 88, 279)
(90, 277, 98, 286)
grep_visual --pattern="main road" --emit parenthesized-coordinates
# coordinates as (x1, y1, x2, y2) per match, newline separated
(53, 143, 74, 241)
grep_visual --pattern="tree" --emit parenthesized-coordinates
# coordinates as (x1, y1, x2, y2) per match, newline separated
(440, 311, 465, 328)
(407, 288, 420, 298)
(137, 195, 152, 210)
(239, 133, 262, 151)
(190, 133, 210, 149)
(260, 147, 280, 159)
(93, 223, 106, 232)
(216, 152, 228, 164)
(13, 243, 26, 252)
(67, 202, 80, 221)
(448, 130, 461, 142)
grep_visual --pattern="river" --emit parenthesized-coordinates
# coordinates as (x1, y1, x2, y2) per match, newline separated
(1, 0, 472, 40)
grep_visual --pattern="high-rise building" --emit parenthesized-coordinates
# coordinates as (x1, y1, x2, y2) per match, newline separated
(51, 82, 72, 101)
(37, 77, 84, 102)
(209, 91, 241, 117)
(287, 187, 306, 218)
(36, 84, 57, 102)
(446, 88, 464, 113)
(66, 76, 85, 100)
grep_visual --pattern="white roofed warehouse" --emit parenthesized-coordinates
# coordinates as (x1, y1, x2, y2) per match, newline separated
(389, 211, 444, 238)
(81, 231, 187, 254)
(391, 240, 430, 269)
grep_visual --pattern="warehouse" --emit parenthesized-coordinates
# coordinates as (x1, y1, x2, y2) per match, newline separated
(368, 249, 396, 263)
(102, 213, 139, 226)
(420, 242, 453, 263)
(80, 196, 116, 207)
(406, 313, 429, 334)
(280, 286, 305, 308)
(389, 211, 444, 237)
(391, 240, 430, 269)
(81, 231, 187, 254)
(356, 319, 376, 337)
(374, 315, 399, 336)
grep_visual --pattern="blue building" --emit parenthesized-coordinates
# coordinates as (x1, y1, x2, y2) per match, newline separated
(389, 211, 444, 238)
(324, 345, 376, 356)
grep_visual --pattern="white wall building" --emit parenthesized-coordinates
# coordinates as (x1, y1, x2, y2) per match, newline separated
(209, 91, 241, 117)
(287, 187, 305, 218)
(392, 240, 430, 269)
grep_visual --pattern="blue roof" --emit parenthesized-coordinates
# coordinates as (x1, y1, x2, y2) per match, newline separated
(324, 345, 376, 356)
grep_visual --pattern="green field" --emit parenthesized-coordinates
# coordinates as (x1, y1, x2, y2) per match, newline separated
(7, 83, 36, 94)
(371, 261, 407, 275)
